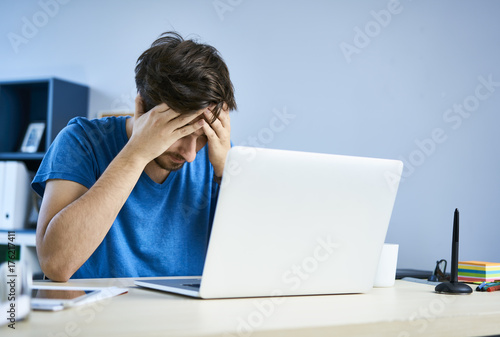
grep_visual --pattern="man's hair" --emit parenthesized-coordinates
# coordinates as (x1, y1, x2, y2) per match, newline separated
(135, 32, 237, 119)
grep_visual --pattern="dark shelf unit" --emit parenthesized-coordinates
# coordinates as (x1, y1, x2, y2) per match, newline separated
(0, 78, 89, 172)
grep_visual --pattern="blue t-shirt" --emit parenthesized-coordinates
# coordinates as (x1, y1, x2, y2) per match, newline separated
(32, 116, 219, 279)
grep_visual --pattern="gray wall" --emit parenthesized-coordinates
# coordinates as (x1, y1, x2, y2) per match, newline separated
(1, 0, 499, 270)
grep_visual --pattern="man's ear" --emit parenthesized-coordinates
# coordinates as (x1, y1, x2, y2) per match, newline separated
(134, 94, 146, 119)
(137, 93, 157, 115)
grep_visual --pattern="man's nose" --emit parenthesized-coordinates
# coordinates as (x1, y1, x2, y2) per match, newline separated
(177, 137, 197, 163)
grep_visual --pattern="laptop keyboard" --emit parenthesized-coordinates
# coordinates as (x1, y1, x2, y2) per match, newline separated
(181, 283, 201, 289)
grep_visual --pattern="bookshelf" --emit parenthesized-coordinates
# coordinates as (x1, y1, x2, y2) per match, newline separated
(0, 77, 89, 277)
(0, 77, 89, 171)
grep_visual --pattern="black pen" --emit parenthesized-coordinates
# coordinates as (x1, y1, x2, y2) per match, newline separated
(435, 208, 472, 294)
(450, 209, 459, 283)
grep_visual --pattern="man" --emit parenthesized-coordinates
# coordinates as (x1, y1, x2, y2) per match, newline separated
(32, 32, 237, 281)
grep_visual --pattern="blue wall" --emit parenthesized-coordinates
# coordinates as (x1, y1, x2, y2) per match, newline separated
(1, 0, 499, 270)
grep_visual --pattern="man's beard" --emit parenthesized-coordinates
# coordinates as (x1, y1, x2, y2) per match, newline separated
(154, 152, 186, 171)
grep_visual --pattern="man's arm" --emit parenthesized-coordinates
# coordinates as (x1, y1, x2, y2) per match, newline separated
(36, 97, 206, 282)
(36, 147, 147, 282)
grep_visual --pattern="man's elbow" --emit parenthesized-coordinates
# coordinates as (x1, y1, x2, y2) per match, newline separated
(41, 265, 73, 282)
(38, 255, 75, 282)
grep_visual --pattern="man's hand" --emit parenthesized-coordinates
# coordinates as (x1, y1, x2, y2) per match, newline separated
(202, 105, 231, 178)
(128, 95, 205, 164)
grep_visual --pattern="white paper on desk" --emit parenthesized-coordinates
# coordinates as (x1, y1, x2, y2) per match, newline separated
(31, 285, 128, 311)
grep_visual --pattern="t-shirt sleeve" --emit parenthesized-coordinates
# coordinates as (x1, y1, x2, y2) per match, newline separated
(31, 122, 98, 197)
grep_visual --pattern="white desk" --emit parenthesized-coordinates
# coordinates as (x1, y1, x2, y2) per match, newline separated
(3, 278, 500, 337)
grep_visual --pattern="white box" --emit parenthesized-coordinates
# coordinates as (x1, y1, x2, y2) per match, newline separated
(0, 161, 32, 230)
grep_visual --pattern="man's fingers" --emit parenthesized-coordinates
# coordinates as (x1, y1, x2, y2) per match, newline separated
(174, 118, 205, 138)
(201, 121, 218, 141)
(204, 109, 230, 137)
(172, 109, 205, 127)
(208, 105, 230, 128)
(149, 103, 203, 127)
(218, 108, 230, 129)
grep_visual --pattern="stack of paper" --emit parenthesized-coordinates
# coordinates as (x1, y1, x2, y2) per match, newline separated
(458, 261, 500, 282)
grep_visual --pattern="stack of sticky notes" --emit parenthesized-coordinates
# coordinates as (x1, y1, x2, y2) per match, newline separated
(458, 261, 500, 282)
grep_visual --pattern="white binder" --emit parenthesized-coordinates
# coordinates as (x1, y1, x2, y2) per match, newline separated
(0, 161, 32, 230)
(0, 162, 4, 228)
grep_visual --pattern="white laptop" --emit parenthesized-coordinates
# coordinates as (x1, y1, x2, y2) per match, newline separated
(134, 146, 403, 299)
